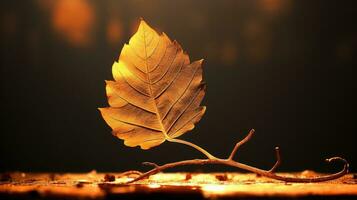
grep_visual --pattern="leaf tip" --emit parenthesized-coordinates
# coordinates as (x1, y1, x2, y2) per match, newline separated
(139, 18, 145, 25)
(138, 18, 150, 30)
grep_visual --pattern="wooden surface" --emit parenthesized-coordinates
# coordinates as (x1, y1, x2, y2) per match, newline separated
(1, 171, 357, 199)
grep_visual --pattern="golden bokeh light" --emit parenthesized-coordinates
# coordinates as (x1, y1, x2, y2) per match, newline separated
(52, 0, 95, 47)
(243, 19, 271, 64)
(107, 18, 123, 45)
(259, 0, 292, 16)
(221, 42, 239, 65)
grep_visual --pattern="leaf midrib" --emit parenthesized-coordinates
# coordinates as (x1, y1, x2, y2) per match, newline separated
(142, 26, 169, 138)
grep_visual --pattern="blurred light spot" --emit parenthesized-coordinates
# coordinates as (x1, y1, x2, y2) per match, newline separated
(221, 42, 239, 66)
(192, 174, 219, 183)
(147, 183, 161, 188)
(77, 179, 89, 182)
(243, 19, 271, 64)
(259, 0, 291, 16)
(201, 184, 226, 193)
(150, 173, 186, 182)
(244, 19, 263, 37)
(107, 18, 123, 45)
(52, 0, 95, 47)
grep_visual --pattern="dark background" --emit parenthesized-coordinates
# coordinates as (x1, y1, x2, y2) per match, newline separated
(1, 0, 356, 173)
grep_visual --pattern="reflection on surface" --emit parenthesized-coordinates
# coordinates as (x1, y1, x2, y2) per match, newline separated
(1, 172, 357, 199)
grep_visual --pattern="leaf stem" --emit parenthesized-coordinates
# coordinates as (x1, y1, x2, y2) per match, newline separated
(167, 138, 217, 159)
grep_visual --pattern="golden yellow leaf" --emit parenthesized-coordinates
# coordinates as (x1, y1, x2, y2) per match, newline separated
(99, 19, 206, 149)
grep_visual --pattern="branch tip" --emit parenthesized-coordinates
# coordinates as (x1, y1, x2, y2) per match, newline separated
(269, 146, 281, 172)
(142, 162, 159, 168)
(118, 170, 143, 178)
(325, 157, 349, 173)
(228, 129, 255, 160)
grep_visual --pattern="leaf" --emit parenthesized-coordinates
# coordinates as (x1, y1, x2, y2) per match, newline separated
(99, 20, 206, 150)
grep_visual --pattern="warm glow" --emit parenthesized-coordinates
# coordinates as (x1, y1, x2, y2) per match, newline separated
(147, 183, 161, 189)
(2, 172, 357, 198)
(191, 174, 219, 183)
(116, 177, 134, 183)
(77, 179, 89, 182)
(150, 173, 187, 182)
(107, 18, 123, 45)
(259, 0, 291, 15)
(52, 0, 95, 47)
(201, 184, 227, 193)
(221, 42, 239, 65)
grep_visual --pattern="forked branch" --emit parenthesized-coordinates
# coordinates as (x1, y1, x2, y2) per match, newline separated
(121, 130, 349, 184)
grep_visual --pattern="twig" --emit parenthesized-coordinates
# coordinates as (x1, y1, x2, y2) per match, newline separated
(142, 162, 159, 168)
(167, 138, 217, 159)
(228, 129, 255, 160)
(120, 129, 349, 183)
(269, 147, 281, 172)
(118, 170, 142, 177)
(125, 157, 348, 184)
